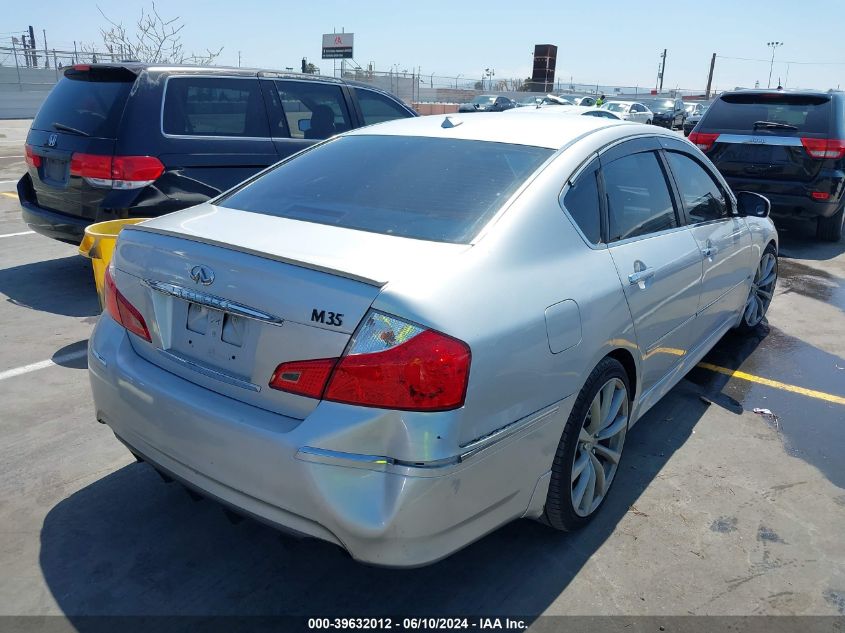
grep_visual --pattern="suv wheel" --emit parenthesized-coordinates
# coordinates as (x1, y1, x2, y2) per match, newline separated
(817, 205, 845, 242)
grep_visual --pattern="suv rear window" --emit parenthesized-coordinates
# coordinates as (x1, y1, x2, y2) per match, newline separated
(219, 135, 553, 243)
(702, 94, 832, 134)
(32, 66, 135, 138)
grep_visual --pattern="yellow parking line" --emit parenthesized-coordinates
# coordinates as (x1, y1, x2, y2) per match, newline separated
(697, 361, 845, 406)
(0, 192, 17, 199)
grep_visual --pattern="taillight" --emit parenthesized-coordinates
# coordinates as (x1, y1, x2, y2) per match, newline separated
(70, 153, 164, 189)
(688, 132, 719, 152)
(811, 191, 831, 201)
(800, 138, 845, 160)
(269, 311, 471, 412)
(24, 144, 42, 168)
(103, 266, 151, 342)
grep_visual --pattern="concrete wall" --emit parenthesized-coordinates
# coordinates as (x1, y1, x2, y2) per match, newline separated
(0, 66, 58, 119)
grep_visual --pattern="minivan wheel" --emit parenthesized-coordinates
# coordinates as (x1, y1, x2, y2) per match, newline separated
(543, 357, 630, 531)
(816, 205, 845, 242)
(739, 244, 778, 331)
(646, 119, 652, 125)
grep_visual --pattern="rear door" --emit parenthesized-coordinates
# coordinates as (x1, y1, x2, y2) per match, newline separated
(662, 145, 752, 346)
(157, 75, 278, 197)
(24, 65, 136, 221)
(351, 86, 416, 126)
(262, 78, 356, 160)
(601, 139, 703, 394)
(698, 93, 834, 187)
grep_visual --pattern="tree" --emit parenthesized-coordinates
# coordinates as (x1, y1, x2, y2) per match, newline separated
(96, 2, 223, 64)
(305, 63, 319, 74)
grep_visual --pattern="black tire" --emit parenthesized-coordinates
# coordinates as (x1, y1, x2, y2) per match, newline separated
(543, 357, 630, 531)
(737, 243, 778, 333)
(816, 205, 844, 242)
(646, 119, 652, 125)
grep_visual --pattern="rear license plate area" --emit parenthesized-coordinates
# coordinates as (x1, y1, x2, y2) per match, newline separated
(42, 158, 69, 187)
(734, 145, 773, 163)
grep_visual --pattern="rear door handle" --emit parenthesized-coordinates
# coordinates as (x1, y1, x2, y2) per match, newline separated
(702, 243, 719, 258)
(628, 268, 655, 285)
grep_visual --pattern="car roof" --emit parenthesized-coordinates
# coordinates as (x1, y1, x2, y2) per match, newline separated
(717, 89, 843, 100)
(343, 111, 633, 149)
(67, 62, 345, 84)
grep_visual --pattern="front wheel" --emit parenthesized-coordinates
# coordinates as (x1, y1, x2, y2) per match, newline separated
(738, 244, 777, 331)
(543, 357, 630, 531)
(646, 119, 652, 125)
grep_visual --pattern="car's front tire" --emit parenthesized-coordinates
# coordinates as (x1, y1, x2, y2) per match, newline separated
(816, 205, 845, 242)
(646, 119, 652, 125)
(738, 243, 778, 331)
(543, 357, 630, 531)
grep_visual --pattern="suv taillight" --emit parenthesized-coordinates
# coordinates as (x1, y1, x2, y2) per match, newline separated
(24, 144, 42, 168)
(70, 153, 164, 189)
(104, 266, 151, 342)
(269, 311, 471, 411)
(688, 132, 719, 152)
(800, 138, 845, 160)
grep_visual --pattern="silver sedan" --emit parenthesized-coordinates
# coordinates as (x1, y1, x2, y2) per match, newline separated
(88, 112, 778, 567)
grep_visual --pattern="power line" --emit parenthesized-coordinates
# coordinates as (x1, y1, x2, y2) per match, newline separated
(717, 54, 845, 66)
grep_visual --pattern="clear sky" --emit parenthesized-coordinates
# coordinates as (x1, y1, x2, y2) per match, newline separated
(4, 0, 844, 91)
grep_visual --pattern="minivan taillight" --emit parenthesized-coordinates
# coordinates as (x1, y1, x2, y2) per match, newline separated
(24, 144, 42, 168)
(269, 311, 471, 411)
(104, 266, 151, 342)
(70, 153, 164, 189)
(800, 138, 845, 160)
(688, 132, 719, 152)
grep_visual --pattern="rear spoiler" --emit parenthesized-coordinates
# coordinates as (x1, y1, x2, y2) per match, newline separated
(63, 64, 140, 81)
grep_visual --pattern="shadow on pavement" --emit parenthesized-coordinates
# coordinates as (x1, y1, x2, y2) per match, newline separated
(0, 255, 100, 318)
(38, 378, 722, 621)
(776, 216, 845, 262)
(52, 339, 89, 369)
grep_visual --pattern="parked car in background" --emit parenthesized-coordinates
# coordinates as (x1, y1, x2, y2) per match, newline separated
(602, 101, 653, 124)
(570, 96, 598, 107)
(89, 112, 777, 567)
(516, 97, 543, 107)
(683, 102, 710, 136)
(19, 63, 417, 244)
(503, 105, 624, 120)
(690, 90, 845, 241)
(639, 97, 686, 130)
(458, 95, 516, 113)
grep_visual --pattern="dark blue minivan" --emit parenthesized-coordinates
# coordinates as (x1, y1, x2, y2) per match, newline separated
(19, 64, 417, 243)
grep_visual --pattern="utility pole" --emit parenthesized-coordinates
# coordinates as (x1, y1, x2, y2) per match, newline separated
(42, 29, 49, 68)
(28, 26, 37, 68)
(657, 49, 667, 92)
(767, 41, 783, 89)
(705, 53, 716, 99)
(238, 51, 241, 68)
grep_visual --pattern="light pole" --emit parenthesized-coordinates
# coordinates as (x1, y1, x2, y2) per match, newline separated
(767, 41, 783, 89)
(484, 67, 495, 91)
(455, 73, 462, 89)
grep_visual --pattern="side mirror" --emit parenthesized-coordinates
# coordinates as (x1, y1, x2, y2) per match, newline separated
(298, 118, 311, 133)
(735, 191, 771, 218)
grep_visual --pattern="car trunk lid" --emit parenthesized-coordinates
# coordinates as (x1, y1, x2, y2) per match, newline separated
(112, 205, 469, 419)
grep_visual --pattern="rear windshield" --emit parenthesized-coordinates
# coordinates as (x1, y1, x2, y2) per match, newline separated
(32, 67, 135, 138)
(219, 135, 554, 243)
(702, 94, 832, 134)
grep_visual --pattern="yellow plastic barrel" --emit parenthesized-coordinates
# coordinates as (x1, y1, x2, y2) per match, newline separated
(78, 218, 150, 309)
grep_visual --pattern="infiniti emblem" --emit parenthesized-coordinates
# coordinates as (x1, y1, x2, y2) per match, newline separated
(190, 265, 215, 286)
(47, 133, 58, 147)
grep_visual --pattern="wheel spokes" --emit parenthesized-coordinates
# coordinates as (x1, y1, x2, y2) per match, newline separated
(572, 457, 593, 508)
(590, 453, 606, 499)
(572, 450, 590, 483)
(593, 443, 622, 464)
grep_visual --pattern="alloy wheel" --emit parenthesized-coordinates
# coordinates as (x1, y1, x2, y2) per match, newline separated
(571, 377, 628, 517)
(744, 251, 777, 327)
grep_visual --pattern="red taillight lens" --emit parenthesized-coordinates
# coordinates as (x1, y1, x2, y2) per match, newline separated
(800, 138, 845, 160)
(811, 191, 831, 201)
(688, 132, 719, 152)
(24, 144, 42, 168)
(103, 266, 151, 342)
(268, 311, 471, 411)
(70, 153, 164, 189)
(269, 358, 337, 399)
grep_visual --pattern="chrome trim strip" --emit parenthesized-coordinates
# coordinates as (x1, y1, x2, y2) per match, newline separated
(715, 134, 803, 147)
(459, 405, 560, 454)
(157, 349, 261, 392)
(91, 348, 108, 367)
(143, 279, 284, 325)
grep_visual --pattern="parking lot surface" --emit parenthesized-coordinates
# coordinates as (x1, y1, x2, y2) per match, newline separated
(0, 119, 844, 622)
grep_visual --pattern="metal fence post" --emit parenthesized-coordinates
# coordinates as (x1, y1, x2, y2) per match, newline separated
(11, 39, 23, 90)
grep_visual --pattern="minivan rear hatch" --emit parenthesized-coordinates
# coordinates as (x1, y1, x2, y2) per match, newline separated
(699, 93, 833, 183)
(25, 65, 137, 219)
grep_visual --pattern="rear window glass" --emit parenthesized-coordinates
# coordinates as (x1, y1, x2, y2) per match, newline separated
(219, 135, 553, 243)
(702, 94, 831, 134)
(32, 68, 134, 138)
(163, 77, 269, 137)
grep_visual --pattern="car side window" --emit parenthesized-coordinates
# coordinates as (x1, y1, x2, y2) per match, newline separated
(665, 151, 729, 223)
(561, 159, 602, 244)
(603, 151, 678, 242)
(274, 80, 352, 140)
(354, 88, 411, 125)
(162, 77, 269, 137)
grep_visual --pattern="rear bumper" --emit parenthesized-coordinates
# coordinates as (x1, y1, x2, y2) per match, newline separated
(20, 198, 90, 244)
(88, 316, 571, 567)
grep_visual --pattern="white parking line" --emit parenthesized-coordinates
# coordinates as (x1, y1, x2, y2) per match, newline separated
(0, 231, 35, 238)
(0, 179, 20, 185)
(0, 350, 88, 382)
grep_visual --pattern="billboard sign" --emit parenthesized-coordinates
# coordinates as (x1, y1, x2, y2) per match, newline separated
(322, 33, 354, 59)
